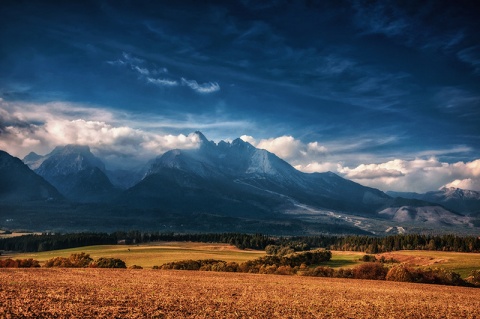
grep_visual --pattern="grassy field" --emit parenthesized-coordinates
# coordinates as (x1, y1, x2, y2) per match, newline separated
(2, 242, 266, 268)
(1, 268, 479, 318)
(2, 243, 480, 276)
(375, 250, 480, 277)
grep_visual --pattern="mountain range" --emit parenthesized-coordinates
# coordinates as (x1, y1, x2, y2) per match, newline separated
(1, 132, 478, 235)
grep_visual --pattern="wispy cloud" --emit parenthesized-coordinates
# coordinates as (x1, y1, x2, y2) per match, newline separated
(352, 1, 410, 38)
(133, 66, 149, 75)
(181, 78, 220, 94)
(457, 45, 480, 75)
(434, 87, 480, 117)
(107, 52, 220, 93)
(146, 77, 178, 87)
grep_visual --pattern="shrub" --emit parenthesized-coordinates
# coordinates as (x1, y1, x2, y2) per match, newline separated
(224, 262, 239, 272)
(0, 258, 40, 268)
(259, 264, 277, 274)
(69, 252, 93, 267)
(275, 265, 294, 275)
(91, 257, 127, 268)
(129, 265, 143, 269)
(466, 270, 480, 286)
(303, 266, 334, 277)
(361, 255, 377, 262)
(353, 262, 388, 280)
(386, 265, 414, 282)
(410, 268, 465, 286)
(44, 257, 73, 268)
(334, 268, 354, 278)
(44, 252, 93, 268)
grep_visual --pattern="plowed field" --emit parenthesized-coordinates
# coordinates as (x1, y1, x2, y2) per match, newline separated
(1, 269, 479, 318)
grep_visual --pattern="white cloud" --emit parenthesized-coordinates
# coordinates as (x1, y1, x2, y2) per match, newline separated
(133, 66, 149, 75)
(307, 141, 327, 154)
(294, 162, 338, 173)
(181, 78, 220, 94)
(241, 135, 334, 172)
(339, 158, 480, 192)
(243, 135, 329, 163)
(240, 135, 256, 145)
(443, 179, 479, 191)
(255, 136, 302, 159)
(240, 133, 480, 192)
(146, 77, 178, 87)
(0, 100, 210, 169)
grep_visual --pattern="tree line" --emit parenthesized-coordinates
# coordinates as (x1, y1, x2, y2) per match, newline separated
(157, 249, 332, 274)
(1, 232, 479, 253)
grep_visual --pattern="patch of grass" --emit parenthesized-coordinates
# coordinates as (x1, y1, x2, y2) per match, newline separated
(325, 251, 365, 268)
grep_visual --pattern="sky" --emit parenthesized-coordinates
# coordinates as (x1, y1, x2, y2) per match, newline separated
(0, 0, 479, 192)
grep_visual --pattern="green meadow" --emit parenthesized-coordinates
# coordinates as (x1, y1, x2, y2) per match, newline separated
(3, 242, 265, 268)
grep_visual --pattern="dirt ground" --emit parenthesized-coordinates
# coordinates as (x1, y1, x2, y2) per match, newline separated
(1, 269, 480, 318)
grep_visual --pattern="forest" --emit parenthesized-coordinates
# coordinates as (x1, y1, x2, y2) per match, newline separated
(1, 231, 480, 253)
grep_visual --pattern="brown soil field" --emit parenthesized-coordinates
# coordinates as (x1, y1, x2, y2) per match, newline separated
(1, 269, 480, 318)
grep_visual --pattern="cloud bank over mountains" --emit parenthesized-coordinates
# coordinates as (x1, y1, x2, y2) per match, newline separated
(1, 97, 478, 192)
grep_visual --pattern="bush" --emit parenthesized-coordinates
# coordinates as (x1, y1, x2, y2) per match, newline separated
(466, 270, 480, 286)
(91, 257, 127, 268)
(386, 265, 414, 282)
(303, 266, 334, 277)
(334, 268, 354, 278)
(361, 255, 377, 262)
(44, 252, 93, 268)
(69, 252, 93, 267)
(159, 259, 229, 271)
(129, 265, 143, 269)
(275, 265, 294, 275)
(44, 257, 73, 268)
(0, 258, 40, 268)
(353, 262, 388, 280)
(406, 268, 465, 286)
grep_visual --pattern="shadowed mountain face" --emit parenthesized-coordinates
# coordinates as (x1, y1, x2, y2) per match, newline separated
(0, 150, 62, 202)
(122, 132, 391, 216)
(23, 145, 118, 202)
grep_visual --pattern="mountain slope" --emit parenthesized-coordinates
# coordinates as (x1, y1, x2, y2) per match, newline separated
(120, 132, 474, 235)
(0, 150, 62, 202)
(387, 188, 480, 215)
(123, 132, 392, 217)
(24, 145, 118, 202)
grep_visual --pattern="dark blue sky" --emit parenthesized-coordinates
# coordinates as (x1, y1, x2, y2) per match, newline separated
(1, 0, 479, 192)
